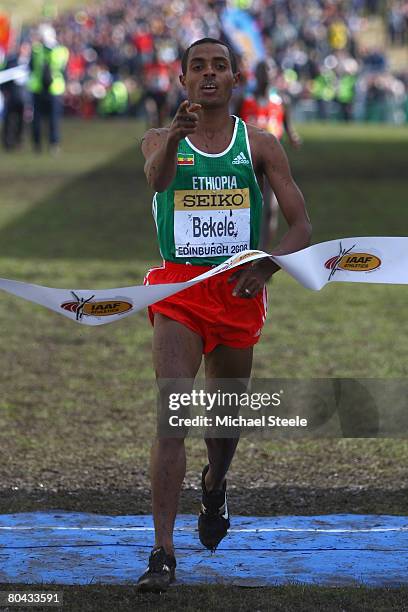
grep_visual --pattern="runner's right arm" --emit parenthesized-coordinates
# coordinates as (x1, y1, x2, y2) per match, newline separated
(141, 100, 201, 192)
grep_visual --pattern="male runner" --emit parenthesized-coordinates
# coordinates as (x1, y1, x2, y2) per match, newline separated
(238, 59, 302, 248)
(137, 38, 311, 592)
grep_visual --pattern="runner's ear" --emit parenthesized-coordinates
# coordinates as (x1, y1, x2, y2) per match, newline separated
(232, 71, 241, 88)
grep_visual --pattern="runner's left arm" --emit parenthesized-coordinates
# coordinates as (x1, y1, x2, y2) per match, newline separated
(259, 130, 311, 263)
(230, 130, 311, 297)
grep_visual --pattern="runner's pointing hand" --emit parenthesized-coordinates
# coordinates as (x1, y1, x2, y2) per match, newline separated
(169, 100, 202, 141)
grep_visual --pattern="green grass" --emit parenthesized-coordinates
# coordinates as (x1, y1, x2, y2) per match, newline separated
(0, 119, 408, 608)
(0, 119, 407, 490)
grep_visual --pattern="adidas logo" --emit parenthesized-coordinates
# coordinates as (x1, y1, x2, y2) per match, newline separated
(232, 151, 250, 165)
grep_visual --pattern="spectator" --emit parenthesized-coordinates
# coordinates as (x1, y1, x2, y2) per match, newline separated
(387, 0, 408, 46)
(311, 67, 337, 120)
(98, 75, 128, 115)
(0, 43, 29, 150)
(142, 49, 171, 127)
(237, 59, 302, 247)
(27, 24, 69, 153)
(336, 67, 358, 121)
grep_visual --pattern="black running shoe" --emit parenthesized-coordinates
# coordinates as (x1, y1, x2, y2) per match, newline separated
(136, 546, 176, 592)
(198, 464, 230, 551)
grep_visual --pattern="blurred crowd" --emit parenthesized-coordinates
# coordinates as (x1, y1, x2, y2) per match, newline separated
(388, 0, 408, 45)
(0, 0, 407, 149)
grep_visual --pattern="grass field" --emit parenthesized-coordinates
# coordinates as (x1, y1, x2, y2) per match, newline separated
(0, 119, 407, 610)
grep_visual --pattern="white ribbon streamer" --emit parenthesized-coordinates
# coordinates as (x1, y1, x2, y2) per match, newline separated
(0, 237, 407, 326)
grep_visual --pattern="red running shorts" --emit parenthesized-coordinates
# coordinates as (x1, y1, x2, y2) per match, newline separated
(143, 261, 268, 354)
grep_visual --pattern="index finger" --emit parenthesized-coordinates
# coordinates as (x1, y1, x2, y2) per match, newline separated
(187, 103, 202, 113)
(177, 100, 190, 113)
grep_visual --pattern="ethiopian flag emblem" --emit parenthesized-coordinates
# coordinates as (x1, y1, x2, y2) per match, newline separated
(177, 153, 195, 166)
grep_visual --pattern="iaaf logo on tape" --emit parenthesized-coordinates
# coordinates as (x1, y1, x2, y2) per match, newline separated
(325, 243, 381, 280)
(61, 292, 132, 321)
(216, 250, 264, 273)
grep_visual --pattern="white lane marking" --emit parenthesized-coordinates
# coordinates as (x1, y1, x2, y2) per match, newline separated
(0, 526, 407, 533)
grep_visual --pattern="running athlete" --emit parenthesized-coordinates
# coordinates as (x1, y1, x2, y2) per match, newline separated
(238, 60, 302, 249)
(137, 38, 311, 592)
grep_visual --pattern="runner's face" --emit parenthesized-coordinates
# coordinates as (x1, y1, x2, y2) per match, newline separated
(181, 43, 238, 108)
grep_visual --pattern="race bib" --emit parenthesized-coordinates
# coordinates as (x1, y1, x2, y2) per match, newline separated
(174, 188, 250, 258)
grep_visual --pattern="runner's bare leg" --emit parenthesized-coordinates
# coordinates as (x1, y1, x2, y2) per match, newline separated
(203, 345, 253, 491)
(151, 313, 203, 555)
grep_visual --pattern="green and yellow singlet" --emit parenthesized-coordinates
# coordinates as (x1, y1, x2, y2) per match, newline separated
(153, 116, 263, 266)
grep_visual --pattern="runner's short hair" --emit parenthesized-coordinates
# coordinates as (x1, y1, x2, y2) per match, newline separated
(181, 38, 238, 75)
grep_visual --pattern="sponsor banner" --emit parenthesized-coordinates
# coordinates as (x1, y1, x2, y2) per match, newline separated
(277, 238, 395, 290)
(325, 252, 381, 273)
(0, 237, 407, 326)
(174, 188, 251, 259)
(174, 188, 250, 210)
(61, 297, 133, 320)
